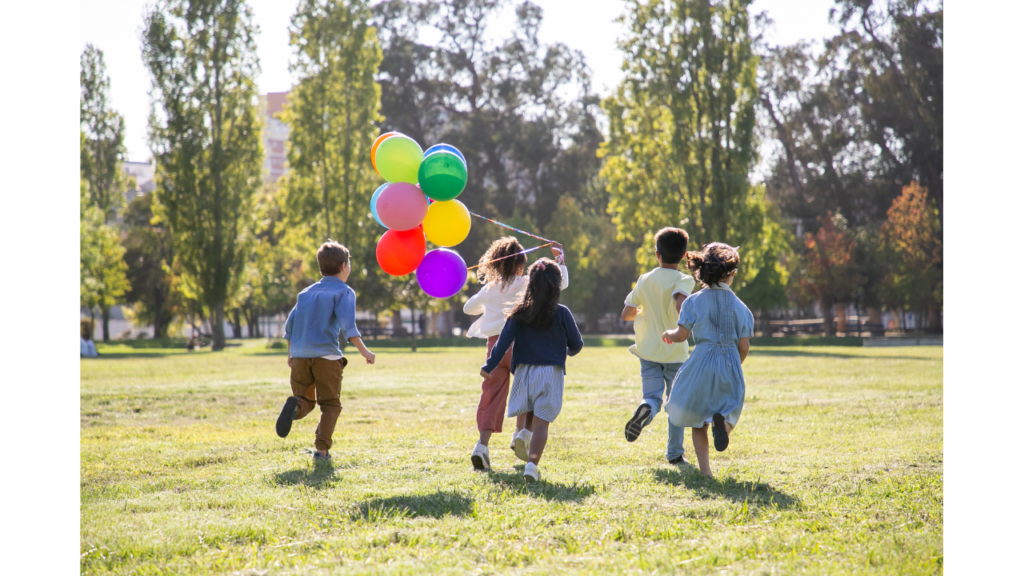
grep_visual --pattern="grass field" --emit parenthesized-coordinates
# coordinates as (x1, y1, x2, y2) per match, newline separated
(81, 342, 942, 575)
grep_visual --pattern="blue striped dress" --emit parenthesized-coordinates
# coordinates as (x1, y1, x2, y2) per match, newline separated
(665, 283, 754, 429)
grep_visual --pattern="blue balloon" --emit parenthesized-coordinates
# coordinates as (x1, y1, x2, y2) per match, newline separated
(370, 183, 388, 228)
(423, 143, 467, 167)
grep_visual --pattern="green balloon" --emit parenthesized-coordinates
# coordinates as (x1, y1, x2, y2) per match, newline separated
(376, 135, 423, 184)
(418, 151, 468, 201)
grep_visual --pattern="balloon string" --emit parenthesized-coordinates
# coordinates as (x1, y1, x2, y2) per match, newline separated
(467, 243, 554, 271)
(468, 212, 556, 244)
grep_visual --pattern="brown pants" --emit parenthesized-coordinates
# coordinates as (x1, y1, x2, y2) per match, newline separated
(290, 357, 346, 451)
(477, 335, 513, 433)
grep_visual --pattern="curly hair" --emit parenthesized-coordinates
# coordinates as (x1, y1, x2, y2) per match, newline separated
(508, 257, 563, 329)
(686, 242, 740, 287)
(476, 236, 526, 288)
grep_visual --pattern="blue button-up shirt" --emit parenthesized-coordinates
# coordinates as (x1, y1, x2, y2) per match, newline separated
(283, 277, 362, 358)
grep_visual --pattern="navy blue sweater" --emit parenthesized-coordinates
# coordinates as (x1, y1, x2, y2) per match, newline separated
(482, 305, 584, 375)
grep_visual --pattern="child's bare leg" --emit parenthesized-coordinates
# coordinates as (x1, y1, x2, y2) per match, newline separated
(479, 429, 493, 446)
(528, 417, 550, 465)
(520, 412, 534, 432)
(692, 424, 712, 477)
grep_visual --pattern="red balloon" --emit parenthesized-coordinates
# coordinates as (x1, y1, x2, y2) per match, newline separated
(376, 227, 426, 276)
(376, 182, 429, 231)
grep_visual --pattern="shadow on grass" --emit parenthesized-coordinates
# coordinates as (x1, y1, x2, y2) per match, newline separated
(351, 490, 474, 521)
(750, 349, 934, 361)
(87, 353, 184, 359)
(653, 467, 801, 509)
(484, 469, 596, 502)
(272, 462, 337, 489)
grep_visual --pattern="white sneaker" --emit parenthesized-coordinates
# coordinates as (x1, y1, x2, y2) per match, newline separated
(513, 429, 533, 462)
(509, 430, 517, 452)
(471, 443, 491, 471)
(523, 462, 540, 483)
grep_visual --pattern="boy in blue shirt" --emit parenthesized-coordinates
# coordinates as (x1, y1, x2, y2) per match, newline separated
(276, 241, 375, 461)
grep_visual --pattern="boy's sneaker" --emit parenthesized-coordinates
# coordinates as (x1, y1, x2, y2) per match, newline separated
(668, 455, 689, 465)
(471, 443, 491, 471)
(509, 430, 517, 453)
(312, 450, 331, 462)
(276, 396, 299, 438)
(513, 429, 533, 462)
(624, 403, 653, 442)
(712, 413, 729, 452)
(523, 462, 540, 483)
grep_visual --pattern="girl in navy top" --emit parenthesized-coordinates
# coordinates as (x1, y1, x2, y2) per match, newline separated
(481, 258, 584, 483)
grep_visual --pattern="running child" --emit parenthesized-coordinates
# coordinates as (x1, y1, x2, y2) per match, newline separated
(464, 237, 568, 471)
(621, 227, 696, 464)
(661, 242, 753, 477)
(275, 241, 376, 461)
(480, 258, 583, 482)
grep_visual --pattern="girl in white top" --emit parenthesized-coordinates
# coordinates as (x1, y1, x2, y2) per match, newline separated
(465, 237, 568, 471)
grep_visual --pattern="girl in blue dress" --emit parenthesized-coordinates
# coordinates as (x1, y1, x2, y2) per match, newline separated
(661, 243, 754, 477)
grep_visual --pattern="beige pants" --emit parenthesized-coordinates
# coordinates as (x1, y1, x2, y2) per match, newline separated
(290, 357, 346, 451)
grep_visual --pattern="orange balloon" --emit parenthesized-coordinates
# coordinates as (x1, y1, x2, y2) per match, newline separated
(371, 132, 400, 174)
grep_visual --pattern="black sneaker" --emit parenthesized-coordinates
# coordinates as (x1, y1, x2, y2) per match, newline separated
(313, 450, 331, 462)
(668, 456, 689, 465)
(276, 396, 299, 438)
(624, 403, 652, 442)
(712, 413, 729, 452)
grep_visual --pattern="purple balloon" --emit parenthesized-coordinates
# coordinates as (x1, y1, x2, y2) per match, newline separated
(416, 249, 468, 299)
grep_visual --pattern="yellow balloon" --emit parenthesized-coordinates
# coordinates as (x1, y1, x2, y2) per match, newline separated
(422, 199, 471, 247)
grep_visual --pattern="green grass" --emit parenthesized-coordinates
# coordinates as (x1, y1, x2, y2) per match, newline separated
(81, 341, 942, 575)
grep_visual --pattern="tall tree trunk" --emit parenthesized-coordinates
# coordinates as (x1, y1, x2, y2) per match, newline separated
(866, 307, 884, 337)
(410, 309, 417, 352)
(101, 306, 111, 342)
(153, 292, 165, 339)
(231, 309, 242, 339)
(835, 304, 848, 334)
(927, 305, 940, 334)
(821, 297, 835, 337)
(391, 311, 403, 337)
(212, 302, 226, 350)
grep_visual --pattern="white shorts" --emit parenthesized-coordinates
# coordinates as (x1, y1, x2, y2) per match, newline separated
(506, 364, 565, 422)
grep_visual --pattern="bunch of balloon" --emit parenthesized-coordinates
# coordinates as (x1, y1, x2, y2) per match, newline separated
(370, 134, 471, 299)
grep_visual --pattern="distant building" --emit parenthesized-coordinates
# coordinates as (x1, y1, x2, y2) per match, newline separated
(261, 91, 290, 183)
(122, 160, 155, 204)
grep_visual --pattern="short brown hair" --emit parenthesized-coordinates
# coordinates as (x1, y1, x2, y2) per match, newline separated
(654, 227, 689, 264)
(317, 240, 350, 276)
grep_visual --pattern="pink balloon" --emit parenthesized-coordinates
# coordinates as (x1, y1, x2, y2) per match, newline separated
(376, 182, 429, 231)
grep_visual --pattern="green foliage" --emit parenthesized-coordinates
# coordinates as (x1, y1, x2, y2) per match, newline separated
(601, 0, 787, 307)
(143, 0, 264, 350)
(80, 44, 128, 224)
(121, 193, 178, 338)
(80, 178, 130, 330)
(880, 182, 942, 314)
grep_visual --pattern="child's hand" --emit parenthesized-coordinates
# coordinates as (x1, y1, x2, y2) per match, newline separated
(662, 330, 674, 344)
(480, 369, 490, 379)
(550, 242, 564, 261)
(287, 356, 293, 368)
(361, 349, 376, 365)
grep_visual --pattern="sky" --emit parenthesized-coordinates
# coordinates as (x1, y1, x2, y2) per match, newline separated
(81, 0, 842, 162)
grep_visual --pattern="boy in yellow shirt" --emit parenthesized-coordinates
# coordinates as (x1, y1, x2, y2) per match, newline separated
(621, 227, 695, 463)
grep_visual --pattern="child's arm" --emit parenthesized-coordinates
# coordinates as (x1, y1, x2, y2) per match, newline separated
(463, 284, 489, 316)
(287, 341, 292, 368)
(563, 308, 584, 357)
(621, 305, 638, 321)
(662, 325, 691, 344)
(674, 293, 687, 314)
(481, 319, 516, 377)
(349, 336, 376, 364)
(738, 337, 750, 363)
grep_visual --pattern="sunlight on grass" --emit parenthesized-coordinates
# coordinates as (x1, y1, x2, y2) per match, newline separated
(82, 342, 942, 574)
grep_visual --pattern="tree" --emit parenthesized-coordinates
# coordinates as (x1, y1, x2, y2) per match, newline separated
(81, 44, 128, 224)
(122, 194, 177, 338)
(143, 0, 264, 350)
(282, 0, 382, 244)
(880, 181, 941, 331)
(80, 175, 130, 341)
(601, 0, 786, 296)
(796, 212, 857, 337)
